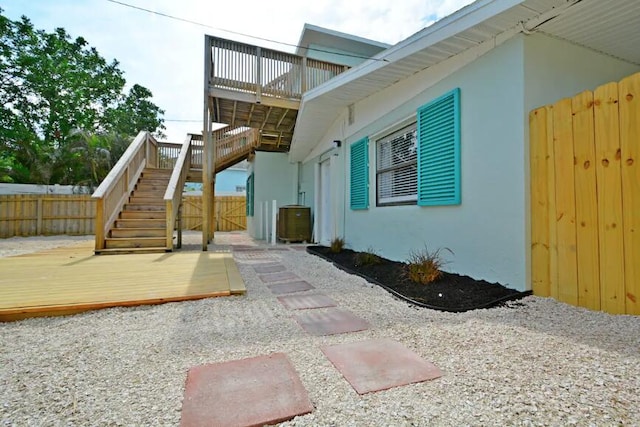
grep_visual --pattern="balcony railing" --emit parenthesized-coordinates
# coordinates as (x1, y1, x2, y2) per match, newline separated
(207, 36, 349, 101)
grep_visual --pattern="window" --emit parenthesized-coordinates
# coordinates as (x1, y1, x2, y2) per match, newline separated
(246, 173, 254, 216)
(350, 137, 369, 210)
(352, 89, 460, 209)
(376, 124, 418, 205)
(417, 88, 461, 206)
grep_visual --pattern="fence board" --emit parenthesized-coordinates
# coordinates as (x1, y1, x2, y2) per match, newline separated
(531, 71, 640, 315)
(0, 195, 96, 238)
(181, 195, 246, 232)
(545, 105, 559, 301)
(0, 194, 246, 238)
(594, 82, 626, 314)
(619, 73, 640, 315)
(529, 106, 551, 297)
(572, 91, 601, 311)
(552, 98, 579, 306)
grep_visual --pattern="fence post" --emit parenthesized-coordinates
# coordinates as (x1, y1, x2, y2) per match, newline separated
(36, 198, 43, 235)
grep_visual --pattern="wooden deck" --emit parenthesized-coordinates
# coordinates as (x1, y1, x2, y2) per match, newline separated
(0, 242, 246, 322)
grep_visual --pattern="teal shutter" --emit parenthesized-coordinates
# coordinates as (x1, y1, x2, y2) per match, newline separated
(246, 173, 254, 216)
(350, 137, 369, 210)
(417, 88, 461, 206)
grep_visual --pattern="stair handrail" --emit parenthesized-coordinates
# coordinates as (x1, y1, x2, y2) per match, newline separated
(92, 131, 158, 251)
(163, 134, 192, 250)
(214, 127, 260, 171)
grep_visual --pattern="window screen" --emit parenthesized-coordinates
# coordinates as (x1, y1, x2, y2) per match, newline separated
(376, 124, 417, 205)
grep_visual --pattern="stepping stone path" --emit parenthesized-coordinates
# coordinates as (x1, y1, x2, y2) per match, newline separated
(294, 308, 369, 336)
(267, 280, 315, 295)
(322, 338, 443, 394)
(180, 246, 442, 426)
(277, 294, 337, 310)
(180, 353, 313, 427)
(258, 271, 300, 283)
(252, 263, 287, 274)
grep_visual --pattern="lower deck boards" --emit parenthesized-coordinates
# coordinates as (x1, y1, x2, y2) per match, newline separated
(0, 242, 245, 321)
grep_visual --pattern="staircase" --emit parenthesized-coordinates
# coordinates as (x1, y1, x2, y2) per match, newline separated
(100, 168, 171, 253)
(93, 128, 260, 255)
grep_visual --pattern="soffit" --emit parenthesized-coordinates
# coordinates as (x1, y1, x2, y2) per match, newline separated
(289, 0, 640, 162)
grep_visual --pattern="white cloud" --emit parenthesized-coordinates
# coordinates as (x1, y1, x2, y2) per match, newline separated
(3, 0, 474, 142)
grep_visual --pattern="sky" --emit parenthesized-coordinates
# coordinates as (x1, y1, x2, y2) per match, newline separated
(2, 0, 474, 142)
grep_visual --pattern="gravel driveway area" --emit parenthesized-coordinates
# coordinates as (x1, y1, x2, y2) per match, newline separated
(1, 233, 639, 426)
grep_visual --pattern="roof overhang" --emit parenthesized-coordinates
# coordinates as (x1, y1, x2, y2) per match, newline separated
(289, 0, 640, 162)
(295, 23, 390, 62)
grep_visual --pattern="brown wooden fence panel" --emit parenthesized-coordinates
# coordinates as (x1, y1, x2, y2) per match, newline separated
(181, 195, 203, 231)
(595, 82, 625, 314)
(0, 194, 246, 237)
(620, 73, 640, 315)
(530, 71, 640, 315)
(0, 195, 96, 238)
(181, 195, 246, 232)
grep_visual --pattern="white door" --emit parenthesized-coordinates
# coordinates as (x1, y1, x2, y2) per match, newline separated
(318, 159, 332, 245)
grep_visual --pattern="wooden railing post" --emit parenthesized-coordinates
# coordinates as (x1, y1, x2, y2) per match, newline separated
(256, 46, 262, 104)
(301, 57, 307, 93)
(95, 198, 105, 250)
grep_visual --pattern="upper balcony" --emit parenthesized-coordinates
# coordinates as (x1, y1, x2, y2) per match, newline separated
(205, 36, 349, 152)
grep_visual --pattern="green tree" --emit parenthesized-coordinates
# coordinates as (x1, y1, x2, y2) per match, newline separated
(105, 84, 166, 139)
(0, 9, 165, 185)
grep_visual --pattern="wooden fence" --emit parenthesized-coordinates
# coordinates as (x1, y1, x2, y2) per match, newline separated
(0, 194, 246, 238)
(181, 195, 246, 232)
(530, 71, 639, 315)
(0, 195, 95, 237)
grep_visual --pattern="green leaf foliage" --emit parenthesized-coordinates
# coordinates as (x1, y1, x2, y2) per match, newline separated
(0, 9, 165, 186)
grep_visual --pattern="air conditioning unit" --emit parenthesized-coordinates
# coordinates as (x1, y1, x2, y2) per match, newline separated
(278, 205, 311, 243)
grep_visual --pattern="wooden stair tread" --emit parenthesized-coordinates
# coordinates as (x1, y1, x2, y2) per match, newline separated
(106, 236, 166, 241)
(95, 247, 171, 255)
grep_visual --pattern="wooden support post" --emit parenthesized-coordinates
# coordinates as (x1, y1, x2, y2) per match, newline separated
(95, 198, 105, 251)
(256, 47, 262, 104)
(202, 35, 213, 251)
(177, 204, 183, 249)
(166, 200, 174, 250)
(301, 57, 307, 93)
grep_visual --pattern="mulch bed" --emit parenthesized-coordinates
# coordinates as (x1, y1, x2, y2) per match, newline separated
(307, 246, 530, 312)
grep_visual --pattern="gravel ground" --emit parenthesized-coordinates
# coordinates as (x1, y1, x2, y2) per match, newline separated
(0, 235, 94, 258)
(1, 233, 639, 426)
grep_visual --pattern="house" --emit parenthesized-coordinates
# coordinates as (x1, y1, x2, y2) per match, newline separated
(203, 0, 640, 312)
(184, 161, 248, 196)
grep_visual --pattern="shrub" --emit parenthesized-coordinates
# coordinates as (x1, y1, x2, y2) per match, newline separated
(329, 237, 345, 253)
(354, 247, 382, 266)
(405, 246, 452, 284)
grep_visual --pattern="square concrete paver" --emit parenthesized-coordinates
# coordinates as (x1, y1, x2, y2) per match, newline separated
(321, 338, 443, 394)
(278, 294, 337, 310)
(253, 263, 287, 274)
(294, 308, 369, 336)
(259, 271, 300, 283)
(267, 281, 315, 295)
(180, 353, 313, 427)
